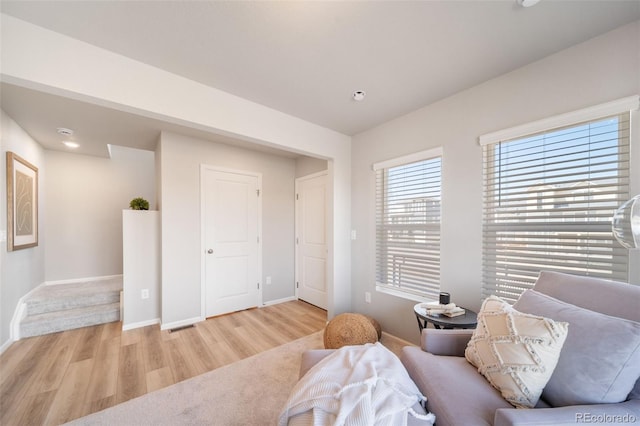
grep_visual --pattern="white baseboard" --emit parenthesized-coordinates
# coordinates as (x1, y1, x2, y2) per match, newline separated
(160, 316, 202, 331)
(11, 302, 26, 341)
(10, 283, 43, 342)
(44, 274, 123, 286)
(262, 296, 297, 306)
(122, 318, 160, 331)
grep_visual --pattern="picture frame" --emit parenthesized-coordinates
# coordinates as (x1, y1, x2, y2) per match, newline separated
(6, 152, 38, 251)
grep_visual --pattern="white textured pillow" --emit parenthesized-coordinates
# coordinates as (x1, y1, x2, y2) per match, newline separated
(465, 296, 569, 408)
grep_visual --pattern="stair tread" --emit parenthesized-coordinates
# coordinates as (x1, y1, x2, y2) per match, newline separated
(25, 278, 123, 315)
(21, 302, 121, 324)
(20, 278, 122, 338)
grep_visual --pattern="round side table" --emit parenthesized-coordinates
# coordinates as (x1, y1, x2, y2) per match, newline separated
(413, 303, 477, 333)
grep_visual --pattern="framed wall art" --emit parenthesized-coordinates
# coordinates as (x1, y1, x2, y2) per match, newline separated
(6, 152, 38, 251)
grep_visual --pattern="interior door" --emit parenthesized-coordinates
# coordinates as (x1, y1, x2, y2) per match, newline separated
(295, 172, 328, 309)
(203, 167, 261, 317)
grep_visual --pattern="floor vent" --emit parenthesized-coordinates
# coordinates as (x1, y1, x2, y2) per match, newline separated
(169, 324, 195, 333)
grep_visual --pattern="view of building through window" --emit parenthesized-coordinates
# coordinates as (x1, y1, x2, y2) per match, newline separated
(376, 156, 442, 299)
(483, 114, 630, 301)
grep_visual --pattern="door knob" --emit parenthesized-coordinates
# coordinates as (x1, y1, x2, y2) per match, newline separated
(207, 249, 214, 254)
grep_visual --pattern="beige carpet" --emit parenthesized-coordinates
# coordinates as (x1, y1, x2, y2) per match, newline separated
(66, 331, 412, 426)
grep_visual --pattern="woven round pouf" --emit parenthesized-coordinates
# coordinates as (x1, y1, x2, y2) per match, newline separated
(323, 313, 379, 349)
(364, 314, 382, 340)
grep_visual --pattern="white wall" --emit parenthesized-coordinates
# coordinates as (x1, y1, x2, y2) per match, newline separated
(123, 210, 160, 329)
(0, 110, 46, 346)
(351, 21, 640, 344)
(159, 132, 299, 326)
(44, 146, 155, 281)
(295, 156, 328, 178)
(1, 13, 352, 324)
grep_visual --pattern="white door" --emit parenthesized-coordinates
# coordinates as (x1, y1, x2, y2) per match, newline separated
(202, 167, 261, 317)
(295, 172, 327, 309)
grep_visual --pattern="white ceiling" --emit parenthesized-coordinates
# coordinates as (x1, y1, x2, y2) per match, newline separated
(0, 82, 301, 158)
(1, 1, 639, 157)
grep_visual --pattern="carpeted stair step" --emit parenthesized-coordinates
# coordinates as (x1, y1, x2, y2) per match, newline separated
(20, 302, 121, 338)
(25, 278, 122, 315)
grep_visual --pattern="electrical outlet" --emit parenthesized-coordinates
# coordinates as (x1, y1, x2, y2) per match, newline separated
(266, 276, 272, 285)
(351, 230, 357, 240)
(141, 289, 149, 299)
(365, 292, 371, 303)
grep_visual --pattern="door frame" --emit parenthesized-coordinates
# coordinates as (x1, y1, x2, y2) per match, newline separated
(200, 164, 263, 320)
(294, 170, 328, 305)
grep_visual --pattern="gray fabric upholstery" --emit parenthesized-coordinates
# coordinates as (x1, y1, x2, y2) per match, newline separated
(631, 378, 640, 401)
(532, 271, 640, 322)
(494, 400, 640, 426)
(401, 346, 512, 426)
(295, 272, 640, 425)
(420, 328, 473, 356)
(514, 289, 640, 406)
(407, 272, 640, 425)
(299, 349, 334, 378)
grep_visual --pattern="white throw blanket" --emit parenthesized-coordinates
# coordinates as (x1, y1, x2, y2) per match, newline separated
(278, 343, 436, 426)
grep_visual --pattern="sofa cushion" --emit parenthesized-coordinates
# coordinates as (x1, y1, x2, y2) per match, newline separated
(465, 296, 568, 408)
(401, 347, 512, 426)
(514, 289, 640, 407)
(533, 271, 640, 322)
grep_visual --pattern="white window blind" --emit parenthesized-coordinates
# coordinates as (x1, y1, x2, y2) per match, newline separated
(482, 113, 631, 302)
(375, 149, 442, 300)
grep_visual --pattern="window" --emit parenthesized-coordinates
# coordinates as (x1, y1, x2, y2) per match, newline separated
(374, 148, 442, 301)
(481, 102, 634, 303)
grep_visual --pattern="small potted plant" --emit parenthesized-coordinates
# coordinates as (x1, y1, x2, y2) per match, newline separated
(129, 197, 150, 210)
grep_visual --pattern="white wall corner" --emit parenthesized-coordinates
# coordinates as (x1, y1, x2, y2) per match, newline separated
(122, 318, 161, 331)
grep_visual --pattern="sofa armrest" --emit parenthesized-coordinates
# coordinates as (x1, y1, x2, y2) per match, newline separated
(494, 400, 640, 426)
(299, 349, 335, 378)
(421, 328, 474, 356)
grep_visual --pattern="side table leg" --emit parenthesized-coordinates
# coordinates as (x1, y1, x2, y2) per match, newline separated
(415, 315, 425, 333)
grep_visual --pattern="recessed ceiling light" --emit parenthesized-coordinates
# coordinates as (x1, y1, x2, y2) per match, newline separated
(62, 141, 80, 149)
(352, 90, 366, 102)
(57, 127, 74, 136)
(517, 0, 540, 7)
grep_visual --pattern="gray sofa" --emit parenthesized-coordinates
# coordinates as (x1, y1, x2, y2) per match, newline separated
(401, 271, 640, 425)
(299, 272, 640, 425)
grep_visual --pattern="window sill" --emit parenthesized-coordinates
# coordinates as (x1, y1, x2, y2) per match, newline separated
(375, 284, 437, 304)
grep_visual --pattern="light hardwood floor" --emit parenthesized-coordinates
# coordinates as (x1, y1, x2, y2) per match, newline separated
(0, 300, 327, 425)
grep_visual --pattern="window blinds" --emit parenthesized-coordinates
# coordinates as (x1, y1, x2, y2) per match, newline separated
(375, 154, 442, 300)
(482, 113, 630, 302)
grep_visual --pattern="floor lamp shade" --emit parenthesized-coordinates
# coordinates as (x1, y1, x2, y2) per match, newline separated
(612, 195, 640, 249)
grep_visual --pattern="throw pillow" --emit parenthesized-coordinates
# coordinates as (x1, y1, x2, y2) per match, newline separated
(465, 296, 569, 408)
(514, 289, 640, 406)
